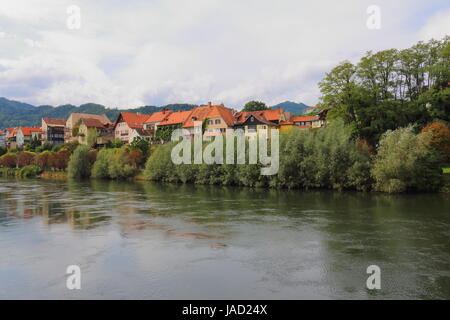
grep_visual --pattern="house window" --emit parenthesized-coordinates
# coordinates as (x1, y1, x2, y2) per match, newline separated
(215, 119, 221, 124)
(207, 120, 213, 125)
(261, 126, 266, 129)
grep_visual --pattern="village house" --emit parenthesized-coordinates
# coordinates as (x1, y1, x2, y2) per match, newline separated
(182, 105, 211, 137)
(41, 117, 66, 145)
(0, 130, 5, 148)
(291, 110, 328, 129)
(65, 113, 111, 143)
(202, 103, 236, 140)
(113, 112, 153, 144)
(291, 115, 316, 128)
(144, 109, 172, 132)
(5, 128, 17, 149)
(233, 109, 282, 138)
(157, 110, 193, 130)
(77, 118, 114, 148)
(16, 127, 41, 148)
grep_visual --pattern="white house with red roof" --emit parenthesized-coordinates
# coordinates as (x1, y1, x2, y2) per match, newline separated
(113, 112, 153, 144)
(16, 127, 41, 148)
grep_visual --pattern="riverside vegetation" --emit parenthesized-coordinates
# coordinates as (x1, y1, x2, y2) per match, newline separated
(1, 119, 448, 193)
(1, 37, 449, 193)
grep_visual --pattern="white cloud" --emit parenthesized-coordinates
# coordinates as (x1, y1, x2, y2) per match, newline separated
(419, 7, 450, 41)
(0, 0, 448, 109)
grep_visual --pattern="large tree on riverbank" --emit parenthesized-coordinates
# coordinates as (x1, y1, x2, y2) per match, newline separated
(319, 36, 450, 145)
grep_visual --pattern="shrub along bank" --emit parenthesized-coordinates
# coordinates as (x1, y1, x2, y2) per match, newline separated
(143, 121, 449, 193)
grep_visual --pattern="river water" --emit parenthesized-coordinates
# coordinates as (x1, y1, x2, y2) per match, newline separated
(0, 178, 449, 299)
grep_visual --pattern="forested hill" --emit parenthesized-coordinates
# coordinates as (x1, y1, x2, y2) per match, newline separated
(0, 97, 198, 128)
(271, 101, 310, 115)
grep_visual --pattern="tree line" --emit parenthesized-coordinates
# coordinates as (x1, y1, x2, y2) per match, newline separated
(319, 36, 449, 145)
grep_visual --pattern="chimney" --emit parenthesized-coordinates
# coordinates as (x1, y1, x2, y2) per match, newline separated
(208, 101, 212, 107)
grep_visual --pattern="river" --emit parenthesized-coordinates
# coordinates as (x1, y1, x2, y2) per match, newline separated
(0, 178, 449, 299)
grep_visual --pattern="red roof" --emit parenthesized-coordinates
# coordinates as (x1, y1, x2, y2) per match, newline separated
(158, 110, 192, 126)
(261, 108, 283, 121)
(43, 117, 66, 126)
(182, 106, 211, 128)
(206, 104, 236, 126)
(235, 111, 278, 126)
(6, 128, 18, 138)
(81, 118, 107, 128)
(117, 112, 151, 129)
(20, 127, 41, 136)
(145, 110, 172, 123)
(291, 116, 317, 122)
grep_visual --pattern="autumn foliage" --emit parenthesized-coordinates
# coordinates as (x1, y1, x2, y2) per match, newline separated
(17, 152, 36, 167)
(421, 122, 450, 161)
(0, 149, 71, 171)
(0, 153, 18, 168)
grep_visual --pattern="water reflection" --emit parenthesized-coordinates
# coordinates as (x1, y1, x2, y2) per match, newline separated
(0, 178, 449, 299)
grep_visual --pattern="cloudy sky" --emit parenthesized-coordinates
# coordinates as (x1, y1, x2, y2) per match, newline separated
(0, 0, 448, 109)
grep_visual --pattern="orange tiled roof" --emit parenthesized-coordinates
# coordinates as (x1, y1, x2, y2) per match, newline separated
(145, 109, 172, 123)
(206, 104, 235, 126)
(118, 112, 151, 129)
(261, 108, 283, 121)
(6, 128, 17, 138)
(182, 106, 211, 128)
(291, 115, 317, 122)
(20, 127, 41, 136)
(158, 110, 192, 126)
(43, 117, 66, 126)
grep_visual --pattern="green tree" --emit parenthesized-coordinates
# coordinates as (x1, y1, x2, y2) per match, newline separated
(319, 37, 449, 145)
(241, 100, 269, 112)
(130, 136, 149, 157)
(108, 139, 124, 148)
(372, 126, 444, 193)
(28, 135, 41, 151)
(91, 147, 138, 179)
(68, 145, 92, 179)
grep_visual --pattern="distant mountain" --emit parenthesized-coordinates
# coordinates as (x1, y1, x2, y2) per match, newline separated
(0, 97, 197, 129)
(271, 101, 310, 115)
